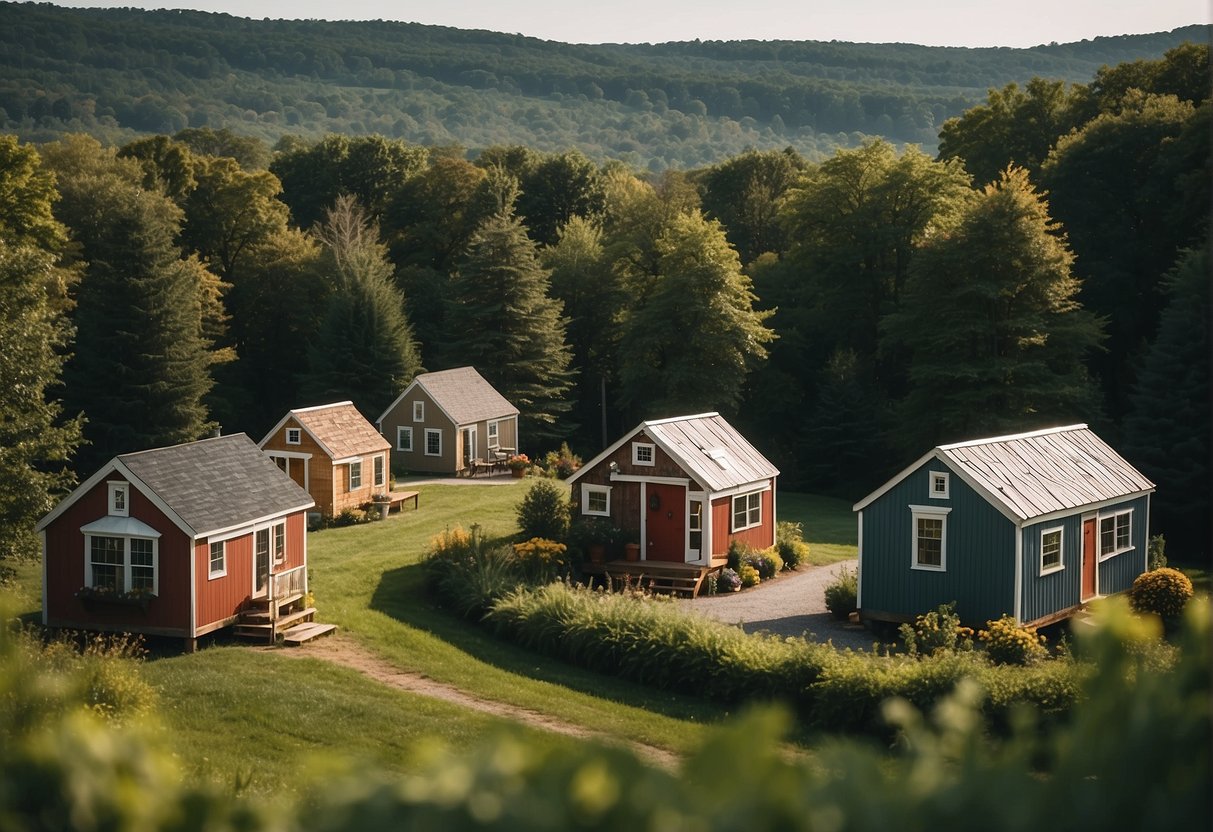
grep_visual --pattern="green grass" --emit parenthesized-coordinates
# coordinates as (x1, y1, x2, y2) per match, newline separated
(778, 492, 858, 565)
(3, 557, 43, 623)
(141, 646, 572, 795)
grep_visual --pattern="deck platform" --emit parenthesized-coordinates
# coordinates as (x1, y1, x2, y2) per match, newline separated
(282, 622, 338, 645)
(582, 557, 727, 598)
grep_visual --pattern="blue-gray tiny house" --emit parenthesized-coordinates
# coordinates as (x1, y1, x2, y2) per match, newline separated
(853, 425, 1155, 628)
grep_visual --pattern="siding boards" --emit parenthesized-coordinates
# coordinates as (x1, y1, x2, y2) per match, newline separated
(1021, 515, 1083, 623)
(1098, 494, 1150, 595)
(861, 460, 1015, 624)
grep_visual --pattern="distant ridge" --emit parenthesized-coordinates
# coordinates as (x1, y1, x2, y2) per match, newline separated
(0, 3, 1203, 167)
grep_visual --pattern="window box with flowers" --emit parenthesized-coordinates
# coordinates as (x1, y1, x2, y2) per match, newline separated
(507, 453, 531, 478)
(75, 585, 157, 613)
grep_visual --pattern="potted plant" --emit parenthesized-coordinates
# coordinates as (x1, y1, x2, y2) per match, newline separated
(507, 453, 531, 478)
(370, 492, 392, 520)
(569, 518, 622, 564)
(623, 535, 641, 562)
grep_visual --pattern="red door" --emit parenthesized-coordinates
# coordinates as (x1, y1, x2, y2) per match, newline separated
(645, 483, 686, 562)
(1081, 517, 1097, 601)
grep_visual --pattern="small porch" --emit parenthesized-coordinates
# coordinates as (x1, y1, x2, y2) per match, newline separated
(233, 565, 337, 645)
(581, 556, 727, 598)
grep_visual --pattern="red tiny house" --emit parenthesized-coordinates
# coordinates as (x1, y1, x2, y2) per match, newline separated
(569, 414, 779, 566)
(38, 434, 315, 649)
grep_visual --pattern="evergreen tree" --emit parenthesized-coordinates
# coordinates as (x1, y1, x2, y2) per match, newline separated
(302, 196, 422, 419)
(446, 209, 574, 444)
(1122, 248, 1210, 557)
(42, 135, 217, 472)
(799, 348, 888, 497)
(617, 211, 775, 418)
(884, 167, 1104, 451)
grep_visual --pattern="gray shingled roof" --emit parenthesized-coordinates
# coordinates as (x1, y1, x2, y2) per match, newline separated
(416, 367, 518, 425)
(938, 425, 1154, 521)
(118, 433, 314, 535)
(642, 413, 779, 492)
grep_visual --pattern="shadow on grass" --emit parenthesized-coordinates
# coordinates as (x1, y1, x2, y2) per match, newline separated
(370, 561, 729, 726)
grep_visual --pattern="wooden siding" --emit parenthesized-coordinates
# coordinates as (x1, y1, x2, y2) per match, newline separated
(709, 487, 774, 554)
(43, 475, 191, 636)
(1097, 494, 1150, 596)
(380, 386, 457, 474)
(194, 511, 306, 630)
(264, 417, 385, 515)
(860, 459, 1015, 624)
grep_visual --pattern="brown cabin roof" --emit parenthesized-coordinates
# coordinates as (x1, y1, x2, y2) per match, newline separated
(288, 402, 390, 461)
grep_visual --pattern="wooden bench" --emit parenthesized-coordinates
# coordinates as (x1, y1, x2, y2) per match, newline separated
(386, 490, 419, 512)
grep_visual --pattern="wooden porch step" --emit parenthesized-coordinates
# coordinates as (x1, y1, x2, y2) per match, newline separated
(240, 605, 315, 626)
(281, 622, 338, 645)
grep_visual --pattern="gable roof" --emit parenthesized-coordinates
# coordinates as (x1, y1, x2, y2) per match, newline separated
(262, 402, 390, 461)
(569, 413, 779, 493)
(853, 424, 1155, 522)
(37, 433, 314, 538)
(376, 367, 518, 427)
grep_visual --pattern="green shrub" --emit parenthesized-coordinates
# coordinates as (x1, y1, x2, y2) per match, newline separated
(540, 442, 582, 479)
(516, 479, 571, 541)
(425, 526, 523, 617)
(775, 521, 810, 570)
(511, 537, 569, 583)
(823, 567, 857, 620)
(726, 539, 752, 570)
(979, 615, 1048, 666)
(739, 563, 760, 588)
(1147, 533, 1167, 570)
(900, 603, 969, 657)
(1130, 567, 1193, 619)
(755, 548, 783, 579)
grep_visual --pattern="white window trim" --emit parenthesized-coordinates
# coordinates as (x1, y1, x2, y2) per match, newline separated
(929, 471, 950, 500)
(348, 460, 363, 491)
(632, 442, 656, 466)
(397, 426, 413, 452)
(487, 420, 499, 449)
(910, 505, 951, 572)
(285, 427, 301, 445)
(1039, 525, 1065, 576)
(83, 534, 160, 596)
(107, 482, 129, 517)
(373, 454, 386, 488)
(209, 540, 227, 579)
(424, 428, 442, 457)
(731, 491, 762, 533)
(412, 401, 425, 422)
(1098, 509, 1133, 560)
(581, 483, 611, 517)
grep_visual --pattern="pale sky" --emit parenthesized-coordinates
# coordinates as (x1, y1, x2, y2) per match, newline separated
(45, 0, 1208, 46)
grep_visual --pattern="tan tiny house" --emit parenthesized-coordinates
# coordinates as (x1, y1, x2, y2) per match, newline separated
(377, 367, 520, 476)
(260, 402, 391, 518)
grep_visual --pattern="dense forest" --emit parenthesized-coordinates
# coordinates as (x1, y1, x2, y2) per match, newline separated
(0, 20, 1208, 562)
(0, 3, 1204, 167)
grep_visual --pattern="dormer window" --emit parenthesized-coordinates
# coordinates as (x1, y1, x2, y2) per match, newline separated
(632, 442, 655, 466)
(107, 482, 129, 517)
(286, 428, 301, 445)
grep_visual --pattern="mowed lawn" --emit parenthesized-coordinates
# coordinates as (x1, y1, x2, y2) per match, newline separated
(13, 481, 857, 792)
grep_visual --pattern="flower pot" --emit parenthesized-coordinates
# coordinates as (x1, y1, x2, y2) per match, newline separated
(624, 542, 640, 562)
(588, 543, 606, 564)
(510, 467, 525, 479)
(373, 501, 390, 520)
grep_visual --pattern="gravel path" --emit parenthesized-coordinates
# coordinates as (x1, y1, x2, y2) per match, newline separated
(680, 559, 886, 651)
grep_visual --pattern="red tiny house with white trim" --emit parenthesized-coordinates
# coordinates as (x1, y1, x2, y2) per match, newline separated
(37, 433, 315, 650)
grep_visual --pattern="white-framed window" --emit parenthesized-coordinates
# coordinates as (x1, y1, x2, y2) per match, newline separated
(425, 429, 442, 456)
(929, 471, 950, 499)
(86, 534, 158, 595)
(632, 442, 655, 466)
(487, 420, 499, 448)
(209, 540, 226, 578)
(412, 401, 425, 422)
(910, 506, 950, 571)
(273, 521, 285, 565)
(373, 454, 385, 488)
(731, 491, 762, 532)
(397, 426, 413, 452)
(348, 460, 363, 490)
(1040, 526, 1064, 575)
(107, 482, 129, 517)
(582, 483, 611, 517)
(1099, 510, 1132, 558)
(286, 427, 301, 445)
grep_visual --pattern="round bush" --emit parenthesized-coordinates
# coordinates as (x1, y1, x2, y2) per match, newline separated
(516, 479, 571, 541)
(979, 615, 1047, 666)
(1130, 567, 1193, 619)
(738, 563, 760, 588)
(823, 567, 857, 620)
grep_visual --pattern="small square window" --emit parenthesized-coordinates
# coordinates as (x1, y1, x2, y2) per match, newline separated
(397, 426, 413, 452)
(910, 506, 950, 571)
(209, 540, 226, 578)
(286, 428, 301, 445)
(1099, 511, 1132, 558)
(731, 491, 762, 532)
(632, 443, 655, 466)
(425, 429, 442, 456)
(582, 484, 611, 517)
(349, 460, 363, 490)
(412, 401, 425, 422)
(1040, 527, 1063, 575)
(107, 482, 129, 517)
(929, 472, 950, 499)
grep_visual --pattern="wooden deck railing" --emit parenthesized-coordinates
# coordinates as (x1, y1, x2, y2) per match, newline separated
(271, 565, 306, 601)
